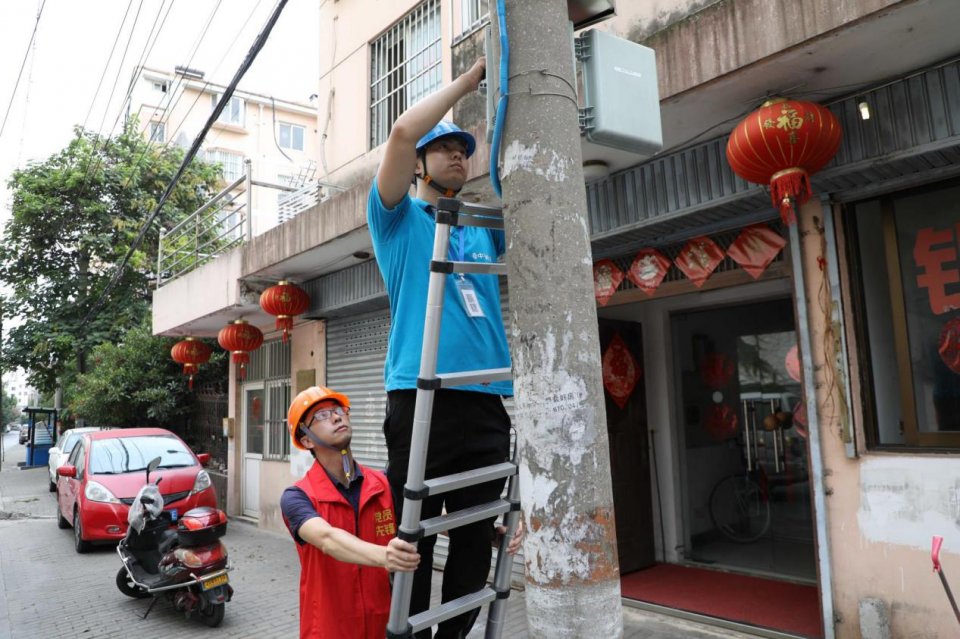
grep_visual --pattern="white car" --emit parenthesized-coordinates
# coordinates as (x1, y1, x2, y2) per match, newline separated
(47, 427, 100, 492)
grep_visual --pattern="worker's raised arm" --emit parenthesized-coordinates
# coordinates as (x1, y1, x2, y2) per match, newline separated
(375, 58, 486, 209)
(298, 515, 420, 572)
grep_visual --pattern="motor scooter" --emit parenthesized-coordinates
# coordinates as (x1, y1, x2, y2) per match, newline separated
(115, 456, 233, 627)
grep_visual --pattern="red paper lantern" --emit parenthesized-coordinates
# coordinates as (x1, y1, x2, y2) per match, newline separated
(218, 320, 264, 379)
(170, 338, 213, 390)
(259, 280, 310, 343)
(726, 98, 842, 224)
(704, 403, 739, 441)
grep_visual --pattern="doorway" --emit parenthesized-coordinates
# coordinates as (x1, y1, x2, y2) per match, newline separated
(672, 297, 815, 582)
(599, 319, 656, 574)
(242, 385, 264, 518)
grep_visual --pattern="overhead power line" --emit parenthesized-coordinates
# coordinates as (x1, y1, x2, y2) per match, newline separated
(83, 0, 291, 325)
(80, 0, 135, 133)
(0, 0, 47, 141)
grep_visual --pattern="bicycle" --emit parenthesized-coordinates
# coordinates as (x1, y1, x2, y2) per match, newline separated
(708, 468, 771, 543)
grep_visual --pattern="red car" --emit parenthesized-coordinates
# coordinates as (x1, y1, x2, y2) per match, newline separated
(56, 428, 217, 553)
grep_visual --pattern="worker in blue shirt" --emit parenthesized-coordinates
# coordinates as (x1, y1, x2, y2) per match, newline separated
(367, 57, 522, 639)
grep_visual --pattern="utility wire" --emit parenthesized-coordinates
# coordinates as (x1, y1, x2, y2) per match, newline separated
(76, 0, 146, 191)
(154, 0, 224, 150)
(80, 0, 135, 134)
(121, 0, 258, 192)
(0, 0, 47, 140)
(83, 0, 290, 325)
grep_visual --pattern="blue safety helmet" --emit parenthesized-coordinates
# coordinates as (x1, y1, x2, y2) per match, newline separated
(416, 121, 476, 158)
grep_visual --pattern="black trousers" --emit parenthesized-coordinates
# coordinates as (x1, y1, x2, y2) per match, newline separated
(384, 389, 511, 639)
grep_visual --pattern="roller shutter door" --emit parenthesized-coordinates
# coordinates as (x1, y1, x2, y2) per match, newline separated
(325, 289, 524, 585)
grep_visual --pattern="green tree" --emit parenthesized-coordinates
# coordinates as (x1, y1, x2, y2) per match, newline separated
(69, 318, 226, 429)
(0, 125, 222, 394)
(2, 389, 20, 425)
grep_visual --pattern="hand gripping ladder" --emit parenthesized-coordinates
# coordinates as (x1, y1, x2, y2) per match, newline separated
(386, 197, 522, 639)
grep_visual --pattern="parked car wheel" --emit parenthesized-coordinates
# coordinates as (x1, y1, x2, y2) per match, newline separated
(57, 506, 70, 530)
(115, 567, 150, 599)
(49, 478, 57, 493)
(73, 510, 91, 553)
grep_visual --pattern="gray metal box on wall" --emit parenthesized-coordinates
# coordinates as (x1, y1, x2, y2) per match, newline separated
(577, 29, 662, 157)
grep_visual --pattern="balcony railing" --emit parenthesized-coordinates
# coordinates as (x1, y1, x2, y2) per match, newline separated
(156, 159, 336, 287)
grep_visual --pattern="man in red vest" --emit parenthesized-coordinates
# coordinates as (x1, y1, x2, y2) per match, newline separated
(281, 386, 420, 639)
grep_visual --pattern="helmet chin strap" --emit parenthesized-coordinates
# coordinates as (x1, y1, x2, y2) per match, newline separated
(301, 427, 353, 483)
(420, 154, 461, 197)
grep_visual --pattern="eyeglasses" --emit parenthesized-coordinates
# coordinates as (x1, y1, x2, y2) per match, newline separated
(306, 406, 350, 427)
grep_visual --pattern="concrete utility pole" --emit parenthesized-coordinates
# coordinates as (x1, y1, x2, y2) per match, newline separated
(497, 0, 624, 636)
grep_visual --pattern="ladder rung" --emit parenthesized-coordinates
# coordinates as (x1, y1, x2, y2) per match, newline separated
(456, 214, 504, 230)
(449, 261, 508, 276)
(409, 587, 497, 632)
(423, 462, 517, 497)
(421, 500, 511, 538)
(437, 367, 512, 388)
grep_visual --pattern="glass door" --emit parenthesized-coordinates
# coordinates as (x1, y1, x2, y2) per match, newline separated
(673, 297, 815, 581)
(242, 386, 264, 518)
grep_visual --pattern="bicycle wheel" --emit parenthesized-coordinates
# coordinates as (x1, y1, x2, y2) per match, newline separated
(709, 474, 771, 543)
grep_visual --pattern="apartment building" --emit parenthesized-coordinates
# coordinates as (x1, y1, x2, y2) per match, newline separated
(127, 66, 320, 237)
(152, 1, 960, 636)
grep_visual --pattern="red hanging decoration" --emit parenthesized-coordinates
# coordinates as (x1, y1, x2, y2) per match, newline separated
(593, 259, 624, 306)
(785, 345, 802, 382)
(938, 317, 960, 374)
(602, 333, 641, 409)
(704, 403, 738, 441)
(626, 249, 671, 297)
(699, 352, 735, 389)
(726, 224, 787, 279)
(726, 98, 842, 225)
(217, 320, 264, 380)
(170, 338, 212, 390)
(674, 236, 724, 288)
(259, 280, 310, 343)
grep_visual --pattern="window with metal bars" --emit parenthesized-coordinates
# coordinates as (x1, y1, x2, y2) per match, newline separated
(369, 0, 442, 149)
(460, 0, 486, 33)
(245, 339, 292, 460)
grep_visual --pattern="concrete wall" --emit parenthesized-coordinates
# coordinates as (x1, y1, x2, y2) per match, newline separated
(605, 0, 903, 100)
(795, 202, 960, 638)
(152, 249, 244, 336)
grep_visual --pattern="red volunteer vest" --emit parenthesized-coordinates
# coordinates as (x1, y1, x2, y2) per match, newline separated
(293, 461, 396, 638)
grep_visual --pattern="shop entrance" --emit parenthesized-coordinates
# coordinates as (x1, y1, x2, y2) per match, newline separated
(672, 297, 815, 582)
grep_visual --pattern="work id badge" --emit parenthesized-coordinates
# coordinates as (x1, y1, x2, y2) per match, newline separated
(455, 277, 485, 318)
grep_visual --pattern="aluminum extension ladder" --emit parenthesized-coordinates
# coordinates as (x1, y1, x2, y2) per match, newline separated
(386, 197, 522, 639)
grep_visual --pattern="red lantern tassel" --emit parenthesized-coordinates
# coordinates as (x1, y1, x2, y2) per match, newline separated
(770, 168, 811, 226)
(189, 375, 194, 391)
(276, 316, 293, 343)
(233, 352, 250, 380)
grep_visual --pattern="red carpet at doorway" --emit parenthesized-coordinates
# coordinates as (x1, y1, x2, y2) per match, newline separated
(620, 563, 823, 638)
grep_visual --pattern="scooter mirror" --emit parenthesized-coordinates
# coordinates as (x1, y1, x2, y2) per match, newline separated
(146, 456, 162, 483)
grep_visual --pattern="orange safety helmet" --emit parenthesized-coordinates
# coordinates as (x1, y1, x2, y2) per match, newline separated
(288, 386, 351, 451)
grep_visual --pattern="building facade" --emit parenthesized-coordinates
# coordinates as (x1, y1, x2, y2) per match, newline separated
(127, 66, 320, 237)
(151, 1, 960, 636)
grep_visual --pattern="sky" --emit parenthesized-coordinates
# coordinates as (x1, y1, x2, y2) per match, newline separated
(0, 0, 321, 229)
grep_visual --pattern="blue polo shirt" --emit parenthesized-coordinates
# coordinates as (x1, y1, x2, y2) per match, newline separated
(367, 180, 512, 396)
